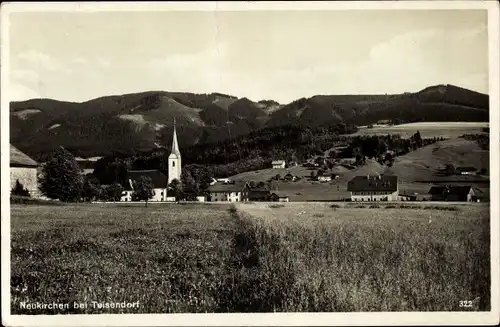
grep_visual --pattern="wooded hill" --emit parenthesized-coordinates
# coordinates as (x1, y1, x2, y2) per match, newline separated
(10, 84, 488, 161)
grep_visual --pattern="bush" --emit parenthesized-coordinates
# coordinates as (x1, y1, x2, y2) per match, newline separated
(369, 205, 380, 208)
(10, 196, 66, 206)
(424, 206, 460, 211)
(330, 204, 341, 209)
(11, 180, 30, 197)
(269, 204, 285, 209)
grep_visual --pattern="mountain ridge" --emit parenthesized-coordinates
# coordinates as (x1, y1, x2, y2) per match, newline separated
(10, 84, 489, 161)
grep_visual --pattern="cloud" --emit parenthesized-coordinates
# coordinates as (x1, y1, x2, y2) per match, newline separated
(97, 58, 111, 69)
(148, 43, 230, 91)
(18, 50, 60, 71)
(72, 57, 87, 64)
(10, 69, 40, 84)
(9, 82, 41, 101)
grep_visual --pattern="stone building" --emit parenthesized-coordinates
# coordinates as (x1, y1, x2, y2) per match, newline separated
(10, 145, 39, 197)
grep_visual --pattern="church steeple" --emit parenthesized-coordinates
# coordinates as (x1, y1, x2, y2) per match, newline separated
(171, 118, 181, 157)
(168, 118, 182, 185)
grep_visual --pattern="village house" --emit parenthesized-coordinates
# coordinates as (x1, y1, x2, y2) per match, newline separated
(207, 181, 250, 202)
(317, 175, 332, 182)
(271, 160, 286, 169)
(248, 186, 271, 201)
(10, 145, 40, 197)
(428, 185, 475, 202)
(284, 172, 298, 182)
(399, 192, 432, 201)
(75, 157, 101, 175)
(457, 167, 477, 175)
(216, 178, 232, 184)
(347, 175, 399, 202)
(270, 191, 289, 202)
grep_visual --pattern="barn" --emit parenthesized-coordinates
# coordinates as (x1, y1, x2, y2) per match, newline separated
(10, 145, 39, 197)
(428, 185, 475, 202)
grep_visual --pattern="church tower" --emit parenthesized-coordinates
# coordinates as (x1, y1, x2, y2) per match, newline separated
(168, 118, 182, 185)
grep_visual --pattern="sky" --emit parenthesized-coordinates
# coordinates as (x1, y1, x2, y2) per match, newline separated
(8, 9, 489, 103)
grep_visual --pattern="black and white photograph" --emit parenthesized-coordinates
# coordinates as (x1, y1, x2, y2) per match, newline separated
(1, 1, 499, 326)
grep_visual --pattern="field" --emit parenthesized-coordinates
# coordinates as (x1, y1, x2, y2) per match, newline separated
(353, 122, 489, 138)
(11, 202, 490, 313)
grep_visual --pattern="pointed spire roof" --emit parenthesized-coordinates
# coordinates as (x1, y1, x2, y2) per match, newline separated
(170, 118, 181, 157)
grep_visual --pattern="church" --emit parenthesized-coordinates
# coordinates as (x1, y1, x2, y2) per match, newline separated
(120, 122, 182, 202)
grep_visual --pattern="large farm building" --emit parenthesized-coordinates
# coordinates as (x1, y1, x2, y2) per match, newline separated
(347, 175, 399, 202)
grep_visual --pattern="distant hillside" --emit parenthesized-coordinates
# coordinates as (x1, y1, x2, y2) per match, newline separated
(266, 84, 489, 127)
(10, 84, 488, 160)
(10, 91, 277, 161)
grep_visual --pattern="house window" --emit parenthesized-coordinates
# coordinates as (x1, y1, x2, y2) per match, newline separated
(172, 161, 175, 167)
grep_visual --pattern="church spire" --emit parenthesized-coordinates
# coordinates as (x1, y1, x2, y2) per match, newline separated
(171, 117, 181, 156)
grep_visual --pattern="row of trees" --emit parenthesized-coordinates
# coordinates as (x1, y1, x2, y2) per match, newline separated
(338, 132, 444, 166)
(460, 133, 489, 150)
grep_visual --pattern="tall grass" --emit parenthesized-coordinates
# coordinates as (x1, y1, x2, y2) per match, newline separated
(10, 203, 490, 313)
(221, 205, 490, 311)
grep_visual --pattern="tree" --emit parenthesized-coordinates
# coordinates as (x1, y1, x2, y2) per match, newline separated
(131, 176, 154, 207)
(384, 152, 394, 166)
(275, 174, 281, 181)
(444, 163, 457, 176)
(82, 174, 100, 202)
(317, 169, 324, 176)
(181, 171, 198, 201)
(101, 183, 124, 202)
(168, 178, 183, 200)
(310, 170, 316, 179)
(11, 179, 30, 197)
(39, 147, 83, 202)
(413, 130, 423, 147)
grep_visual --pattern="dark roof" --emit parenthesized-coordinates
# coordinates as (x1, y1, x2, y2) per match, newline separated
(428, 185, 473, 196)
(207, 181, 249, 193)
(124, 170, 168, 190)
(10, 145, 38, 167)
(270, 191, 288, 198)
(249, 187, 270, 192)
(347, 175, 398, 192)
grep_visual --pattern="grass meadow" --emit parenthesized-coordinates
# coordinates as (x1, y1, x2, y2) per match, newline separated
(353, 122, 489, 138)
(10, 202, 490, 313)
